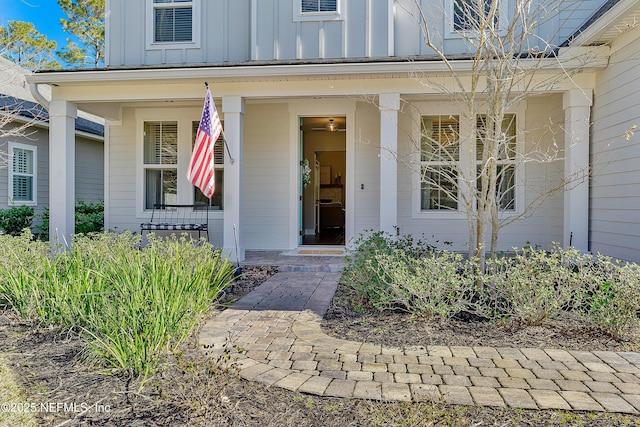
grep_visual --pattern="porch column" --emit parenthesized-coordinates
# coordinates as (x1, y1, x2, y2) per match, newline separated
(379, 93, 400, 234)
(48, 100, 77, 247)
(222, 96, 245, 262)
(563, 88, 592, 252)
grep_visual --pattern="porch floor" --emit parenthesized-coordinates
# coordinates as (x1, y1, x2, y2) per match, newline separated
(242, 250, 346, 273)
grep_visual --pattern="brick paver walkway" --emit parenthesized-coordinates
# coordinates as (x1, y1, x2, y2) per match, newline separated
(200, 271, 640, 413)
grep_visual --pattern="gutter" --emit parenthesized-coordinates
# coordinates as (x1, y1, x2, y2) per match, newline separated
(29, 82, 49, 111)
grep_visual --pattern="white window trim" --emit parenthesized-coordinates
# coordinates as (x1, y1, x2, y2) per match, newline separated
(145, 0, 201, 50)
(135, 108, 224, 219)
(412, 103, 525, 219)
(412, 106, 467, 220)
(445, 0, 508, 39)
(294, 0, 342, 22)
(8, 142, 37, 206)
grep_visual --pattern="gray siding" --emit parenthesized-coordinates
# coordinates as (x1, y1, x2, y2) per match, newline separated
(106, 0, 604, 67)
(76, 136, 105, 204)
(0, 123, 104, 233)
(589, 31, 640, 263)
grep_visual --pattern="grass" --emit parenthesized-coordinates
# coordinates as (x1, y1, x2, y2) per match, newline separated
(0, 354, 35, 427)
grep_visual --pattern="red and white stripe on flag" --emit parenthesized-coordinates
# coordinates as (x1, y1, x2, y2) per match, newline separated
(187, 88, 223, 198)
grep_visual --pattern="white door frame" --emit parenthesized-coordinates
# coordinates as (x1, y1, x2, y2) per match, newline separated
(288, 99, 356, 248)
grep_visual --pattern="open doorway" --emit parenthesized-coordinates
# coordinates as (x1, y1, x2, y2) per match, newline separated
(300, 117, 346, 245)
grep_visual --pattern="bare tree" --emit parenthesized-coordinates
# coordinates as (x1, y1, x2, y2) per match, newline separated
(395, 0, 602, 267)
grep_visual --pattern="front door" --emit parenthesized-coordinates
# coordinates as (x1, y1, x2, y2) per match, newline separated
(300, 116, 346, 245)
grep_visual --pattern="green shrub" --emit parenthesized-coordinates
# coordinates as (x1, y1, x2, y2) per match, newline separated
(482, 245, 590, 326)
(36, 199, 104, 239)
(343, 235, 640, 339)
(0, 205, 34, 236)
(577, 256, 640, 339)
(0, 231, 235, 383)
(341, 230, 435, 307)
(367, 250, 476, 319)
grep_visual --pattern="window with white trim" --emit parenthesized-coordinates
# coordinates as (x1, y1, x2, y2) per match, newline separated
(152, 0, 194, 43)
(301, 0, 337, 13)
(9, 143, 37, 205)
(192, 121, 224, 210)
(420, 116, 460, 211)
(143, 121, 178, 209)
(476, 114, 517, 211)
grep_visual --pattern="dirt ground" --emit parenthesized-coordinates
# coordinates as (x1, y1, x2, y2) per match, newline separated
(0, 267, 638, 426)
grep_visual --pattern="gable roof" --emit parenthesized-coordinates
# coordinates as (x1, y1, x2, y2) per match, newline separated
(0, 57, 104, 137)
(0, 95, 104, 136)
(564, 0, 640, 46)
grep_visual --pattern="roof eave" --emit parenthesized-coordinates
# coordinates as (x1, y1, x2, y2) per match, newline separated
(571, 0, 640, 46)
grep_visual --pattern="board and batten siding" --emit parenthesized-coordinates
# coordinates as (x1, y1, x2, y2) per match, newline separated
(105, 0, 607, 67)
(589, 27, 640, 263)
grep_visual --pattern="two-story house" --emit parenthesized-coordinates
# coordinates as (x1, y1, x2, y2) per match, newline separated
(26, 0, 640, 262)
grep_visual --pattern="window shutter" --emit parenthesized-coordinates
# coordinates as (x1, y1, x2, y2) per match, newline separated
(154, 2, 192, 43)
(302, 0, 337, 13)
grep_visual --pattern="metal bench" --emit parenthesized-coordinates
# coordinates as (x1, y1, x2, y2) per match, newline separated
(140, 203, 209, 241)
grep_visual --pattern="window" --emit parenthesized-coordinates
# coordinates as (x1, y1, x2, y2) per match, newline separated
(452, 0, 499, 33)
(143, 121, 178, 209)
(301, 0, 337, 13)
(420, 116, 460, 211)
(192, 121, 224, 210)
(476, 114, 517, 211)
(152, 0, 193, 43)
(9, 143, 36, 205)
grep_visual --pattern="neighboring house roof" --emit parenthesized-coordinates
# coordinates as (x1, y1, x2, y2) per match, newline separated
(0, 94, 104, 136)
(563, 0, 640, 46)
(0, 56, 104, 137)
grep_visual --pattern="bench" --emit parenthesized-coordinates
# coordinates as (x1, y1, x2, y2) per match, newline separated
(140, 203, 209, 241)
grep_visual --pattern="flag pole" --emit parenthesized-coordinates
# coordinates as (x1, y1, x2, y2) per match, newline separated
(204, 82, 235, 165)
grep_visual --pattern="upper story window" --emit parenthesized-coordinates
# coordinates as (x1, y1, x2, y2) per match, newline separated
(449, 0, 503, 37)
(147, 0, 200, 49)
(301, 0, 337, 13)
(9, 142, 37, 206)
(154, 0, 192, 42)
(296, 0, 341, 21)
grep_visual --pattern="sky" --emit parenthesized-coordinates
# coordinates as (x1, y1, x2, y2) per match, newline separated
(0, 0, 68, 50)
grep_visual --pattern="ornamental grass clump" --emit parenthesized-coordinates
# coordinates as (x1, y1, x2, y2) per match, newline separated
(0, 231, 235, 382)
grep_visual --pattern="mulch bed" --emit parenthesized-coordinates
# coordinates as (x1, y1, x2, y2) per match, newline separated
(0, 266, 638, 426)
(321, 283, 640, 353)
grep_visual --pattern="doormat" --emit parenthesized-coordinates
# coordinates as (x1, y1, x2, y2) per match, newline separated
(297, 249, 344, 255)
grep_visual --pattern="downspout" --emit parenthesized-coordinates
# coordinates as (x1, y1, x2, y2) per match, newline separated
(29, 82, 50, 111)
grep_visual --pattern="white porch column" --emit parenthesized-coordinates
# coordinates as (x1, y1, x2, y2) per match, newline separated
(48, 100, 77, 247)
(563, 88, 592, 251)
(222, 96, 245, 262)
(379, 93, 400, 234)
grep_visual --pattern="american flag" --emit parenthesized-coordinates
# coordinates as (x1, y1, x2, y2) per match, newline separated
(187, 88, 223, 198)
